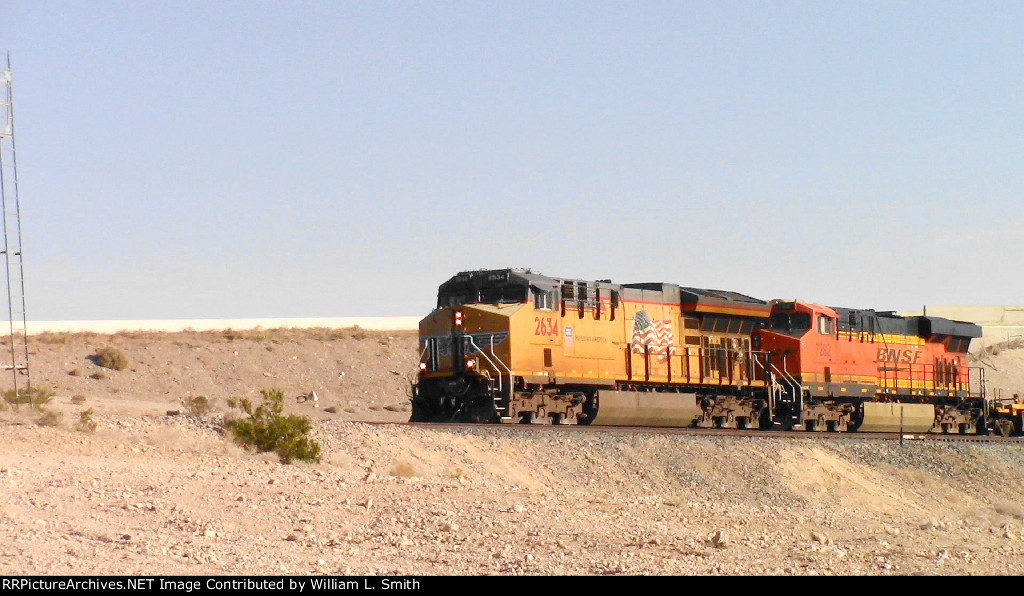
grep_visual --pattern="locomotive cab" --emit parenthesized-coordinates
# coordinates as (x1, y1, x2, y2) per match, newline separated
(755, 301, 846, 430)
(759, 301, 842, 397)
(413, 269, 535, 423)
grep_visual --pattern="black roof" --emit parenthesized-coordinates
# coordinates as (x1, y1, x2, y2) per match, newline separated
(832, 306, 982, 340)
(438, 269, 766, 310)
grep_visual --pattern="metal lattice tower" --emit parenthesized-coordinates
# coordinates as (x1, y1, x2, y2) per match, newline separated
(0, 54, 30, 396)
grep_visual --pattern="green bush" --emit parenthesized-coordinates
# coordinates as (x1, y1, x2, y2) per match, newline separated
(184, 395, 212, 417)
(224, 389, 321, 464)
(36, 410, 62, 427)
(76, 408, 97, 433)
(3, 386, 55, 410)
(94, 347, 128, 371)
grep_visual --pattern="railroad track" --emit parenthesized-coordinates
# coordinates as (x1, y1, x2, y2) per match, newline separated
(377, 421, 1024, 444)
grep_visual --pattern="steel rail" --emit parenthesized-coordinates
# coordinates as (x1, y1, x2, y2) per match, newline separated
(362, 420, 1024, 444)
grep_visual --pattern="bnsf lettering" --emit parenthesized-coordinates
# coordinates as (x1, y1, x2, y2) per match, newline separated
(534, 317, 559, 336)
(876, 348, 922, 363)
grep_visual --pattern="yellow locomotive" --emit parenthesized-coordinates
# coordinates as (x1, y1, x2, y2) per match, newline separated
(412, 268, 774, 427)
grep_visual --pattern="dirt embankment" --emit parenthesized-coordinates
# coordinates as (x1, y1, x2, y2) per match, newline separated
(19, 327, 420, 423)
(974, 337, 1024, 401)
(0, 329, 1023, 575)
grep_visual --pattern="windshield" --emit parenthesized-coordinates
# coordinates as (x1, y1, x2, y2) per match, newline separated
(479, 286, 527, 304)
(438, 285, 527, 308)
(769, 313, 812, 337)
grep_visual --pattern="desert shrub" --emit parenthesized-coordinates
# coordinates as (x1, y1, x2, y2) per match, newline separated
(184, 395, 212, 417)
(71, 395, 86, 404)
(3, 386, 55, 410)
(68, 369, 81, 377)
(75, 409, 97, 433)
(36, 410, 62, 427)
(224, 389, 321, 464)
(389, 461, 417, 478)
(34, 332, 73, 345)
(89, 372, 106, 380)
(94, 347, 128, 371)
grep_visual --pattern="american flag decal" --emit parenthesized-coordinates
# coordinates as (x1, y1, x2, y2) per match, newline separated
(631, 310, 673, 362)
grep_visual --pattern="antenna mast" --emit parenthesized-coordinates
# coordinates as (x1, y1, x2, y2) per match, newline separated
(0, 53, 31, 396)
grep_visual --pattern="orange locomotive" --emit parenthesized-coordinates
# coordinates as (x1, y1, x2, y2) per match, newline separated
(758, 301, 984, 434)
(412, 269, 991, 435)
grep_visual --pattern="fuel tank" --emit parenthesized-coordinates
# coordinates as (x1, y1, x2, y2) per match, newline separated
(590, 390, 703, 427)
(857, 402, 934, 433)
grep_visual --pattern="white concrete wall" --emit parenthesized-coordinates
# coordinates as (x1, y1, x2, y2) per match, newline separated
(22, 316, 422, 334)
(15, 306, 1024, 340)
(897, 305, 1024, 325)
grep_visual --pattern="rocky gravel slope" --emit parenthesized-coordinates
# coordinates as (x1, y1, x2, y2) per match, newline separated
(0, 329, 1022, 575)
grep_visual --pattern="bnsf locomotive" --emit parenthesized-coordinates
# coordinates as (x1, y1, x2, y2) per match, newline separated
(411, 268, 1006, 435)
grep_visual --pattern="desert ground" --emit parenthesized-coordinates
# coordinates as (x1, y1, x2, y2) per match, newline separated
(1, 327, 1023, 575)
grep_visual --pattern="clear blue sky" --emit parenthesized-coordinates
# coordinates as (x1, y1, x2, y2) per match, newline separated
(2, 1, 1022, 320)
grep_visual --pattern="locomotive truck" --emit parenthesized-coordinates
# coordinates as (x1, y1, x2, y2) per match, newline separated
(411, 268, 997, 435)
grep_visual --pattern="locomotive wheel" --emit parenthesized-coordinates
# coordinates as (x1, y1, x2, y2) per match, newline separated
(519, 412, 534, 425)
(735, 416, 749, 430)
(826, 420, 838, 433)
(805, 420, 817, 432)
(958, 423, 970, 435)
(551, 413, 564, 425)
(577, 397, 597, 426)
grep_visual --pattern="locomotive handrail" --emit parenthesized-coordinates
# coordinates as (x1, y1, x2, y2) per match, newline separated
(464, 335, 501, 391)
(488, 334, 514, 393)
(778, 356, 803, 421)
(751, 353, 780, 413)
(777, 356, 801, 391)
(417, 343, 429, 371)
(748, 349, 772, 383)
(875, 359, 976, 398)
(465, 334, 513, 396)
(769, 362, 800, 401)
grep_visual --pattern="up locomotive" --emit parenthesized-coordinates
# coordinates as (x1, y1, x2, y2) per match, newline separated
(411, 268, 1001, 435)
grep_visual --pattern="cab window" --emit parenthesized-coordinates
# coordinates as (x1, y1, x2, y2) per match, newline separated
(532, 287, 554, 310)
(478, 285, 527, 304)
(817, 315, 835, 336)
(769, 313, 811, 337)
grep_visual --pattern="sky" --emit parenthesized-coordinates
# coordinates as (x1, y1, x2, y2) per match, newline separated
(1, 1, 1022, 320)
